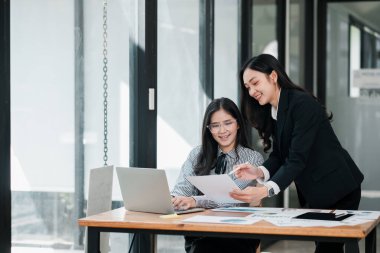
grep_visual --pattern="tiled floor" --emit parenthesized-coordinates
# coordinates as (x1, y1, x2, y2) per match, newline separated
(263, 226, 380, 253)
(262, 240, 315, 253)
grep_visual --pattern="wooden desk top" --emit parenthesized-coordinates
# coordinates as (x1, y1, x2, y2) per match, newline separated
(78, 207, 380, 239)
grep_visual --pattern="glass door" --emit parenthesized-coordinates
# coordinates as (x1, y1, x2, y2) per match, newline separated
(324, 1, 380, 210)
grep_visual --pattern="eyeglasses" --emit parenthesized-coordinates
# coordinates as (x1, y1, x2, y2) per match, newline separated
(207, 119, 237, 133)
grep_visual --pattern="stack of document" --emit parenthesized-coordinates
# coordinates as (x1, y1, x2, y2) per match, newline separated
(183, 207, 380, 227)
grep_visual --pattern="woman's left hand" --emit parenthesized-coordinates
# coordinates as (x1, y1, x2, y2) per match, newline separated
(229, 186, 267, 203)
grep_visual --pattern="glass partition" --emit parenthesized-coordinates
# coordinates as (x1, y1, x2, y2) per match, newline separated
(327, 1, 380, 211)
(11, 1, 76, 249)
(214, 0, 238, 102)
(157, 0, 201, 190)
(156, 0, 201, 251)
(11, 0, 130, 251)
(252, 0, 277, 58)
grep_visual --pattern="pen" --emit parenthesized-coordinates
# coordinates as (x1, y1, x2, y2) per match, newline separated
(228, 168, 239, 175)
(227, 162, 249, 175)
(335, 213, 347, 218)
(228, 162, 249, 175)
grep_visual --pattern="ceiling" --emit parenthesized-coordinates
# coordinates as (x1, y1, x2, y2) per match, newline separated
(334, 2, 380, 32)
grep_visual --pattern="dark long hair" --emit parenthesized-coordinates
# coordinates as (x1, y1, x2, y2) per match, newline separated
(194, 97, 250, 176)
(239, 54, 332, 152)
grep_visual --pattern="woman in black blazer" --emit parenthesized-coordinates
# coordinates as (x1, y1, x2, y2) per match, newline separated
(230, 54, 364, 253)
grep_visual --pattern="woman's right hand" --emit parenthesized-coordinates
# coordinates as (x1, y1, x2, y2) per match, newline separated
(171, 196, 196, 210)
(233, 163, 264, 180)
(229, 186, 267, 203)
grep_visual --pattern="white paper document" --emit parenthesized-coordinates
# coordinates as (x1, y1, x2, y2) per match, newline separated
(183, 215, 260, 225)
(186, 174, 243, 203)
(243, 209, 380, 227)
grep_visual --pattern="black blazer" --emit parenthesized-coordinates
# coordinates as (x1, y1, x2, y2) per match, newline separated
(263, 88, 364, 208)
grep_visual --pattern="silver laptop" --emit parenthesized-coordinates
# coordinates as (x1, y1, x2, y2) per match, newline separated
(116, 167, 204, 215)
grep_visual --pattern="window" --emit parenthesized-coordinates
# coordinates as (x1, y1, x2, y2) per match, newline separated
(11, 1, 130, 251)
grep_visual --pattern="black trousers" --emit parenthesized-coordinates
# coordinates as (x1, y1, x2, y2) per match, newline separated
(184, 236, 259, 253)
(312, 187, 362, 253)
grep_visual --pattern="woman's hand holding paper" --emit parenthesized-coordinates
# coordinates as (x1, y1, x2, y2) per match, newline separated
(229, 186, 267, 203)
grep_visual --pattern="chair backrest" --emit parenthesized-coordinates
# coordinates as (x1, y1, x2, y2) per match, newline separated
(85, 165, 114, 253)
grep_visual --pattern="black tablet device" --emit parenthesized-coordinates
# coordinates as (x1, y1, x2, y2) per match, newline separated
(294, 212, 353, 221)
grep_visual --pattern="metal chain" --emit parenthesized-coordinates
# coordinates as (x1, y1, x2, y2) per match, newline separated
(102, 0, 109, 166)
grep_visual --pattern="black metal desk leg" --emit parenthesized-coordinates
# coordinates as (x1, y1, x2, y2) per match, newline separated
(88, 227, 100, 253)
(365, 227, 376, 253)
(345, 239, 359, 253)
(129, 233, 155, 253)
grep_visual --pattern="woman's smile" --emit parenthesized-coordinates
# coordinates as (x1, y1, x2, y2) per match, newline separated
(253, 92, 262, 101)
(218, 133, 231, 141)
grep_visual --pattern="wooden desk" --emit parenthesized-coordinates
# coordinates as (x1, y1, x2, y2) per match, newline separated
(78, 207, 379, 253)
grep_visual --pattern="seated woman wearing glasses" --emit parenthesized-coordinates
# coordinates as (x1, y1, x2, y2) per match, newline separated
(171, 97, 264, 253)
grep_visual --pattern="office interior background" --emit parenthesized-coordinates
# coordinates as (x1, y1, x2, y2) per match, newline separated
(1, 0, 380, 252)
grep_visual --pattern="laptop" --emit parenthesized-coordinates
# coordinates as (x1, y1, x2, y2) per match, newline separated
(116, 167, 205, 215)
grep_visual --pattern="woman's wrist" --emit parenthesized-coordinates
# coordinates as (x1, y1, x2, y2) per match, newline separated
(190, 196, 197, 208)
(257, 166, 265, 179)
(260, 186, 268, 198)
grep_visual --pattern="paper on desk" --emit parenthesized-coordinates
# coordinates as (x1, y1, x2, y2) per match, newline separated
(254, 209, 380, 227)
(183, 215, 260, 225)
(213, 207, 308, 214)
(266, 218, 344, 227)
(345, 210, 380, 220)
(186, 174, 243, 203)
(247, 208, 308, 219)
(213, 207, 279, 213)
